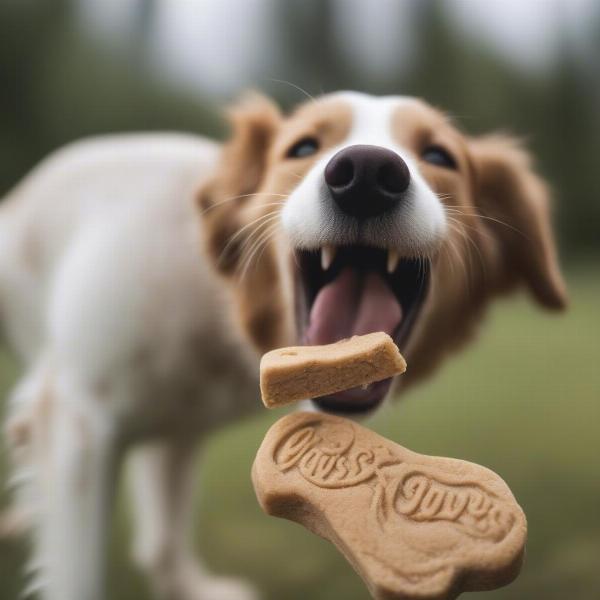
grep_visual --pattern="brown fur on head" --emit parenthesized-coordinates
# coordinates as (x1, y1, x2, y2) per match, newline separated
(405, 130, 567, 384)
(198, 93, 289, 351)
(197, 91, 566, 405)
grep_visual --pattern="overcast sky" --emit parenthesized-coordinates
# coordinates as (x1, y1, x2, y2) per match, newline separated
(80, 0, 598, 96)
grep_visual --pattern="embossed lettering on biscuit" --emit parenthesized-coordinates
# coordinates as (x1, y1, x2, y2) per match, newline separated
(252, 412, 527, 600)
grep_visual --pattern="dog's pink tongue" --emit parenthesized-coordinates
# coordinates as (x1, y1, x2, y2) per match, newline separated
(305, 268, 402, 345)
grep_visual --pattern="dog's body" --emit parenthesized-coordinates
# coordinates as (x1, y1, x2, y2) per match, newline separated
(0, 134, 261, 600)
(0, 92, 566, 600)
(0, 134, 258, 433)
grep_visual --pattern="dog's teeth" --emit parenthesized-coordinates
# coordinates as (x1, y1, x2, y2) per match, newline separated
(387, 249, 400, 273)
(321, 246, 336, 271)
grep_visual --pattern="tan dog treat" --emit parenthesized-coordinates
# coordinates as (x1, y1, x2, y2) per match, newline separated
(260, 332, 406, 408)
(252, 412, 527, 600)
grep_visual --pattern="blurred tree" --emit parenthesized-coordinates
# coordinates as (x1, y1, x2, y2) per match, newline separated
(267, 0, 351, 105)
(398, 1, 599, 257)
(0, 0, 222, 196)
(0, 0, 597, 256)
(0, 0, 72, 185)
(132, 0, 158, 59)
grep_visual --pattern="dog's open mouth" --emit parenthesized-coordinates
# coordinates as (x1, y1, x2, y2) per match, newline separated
(295, 246, 430, 415)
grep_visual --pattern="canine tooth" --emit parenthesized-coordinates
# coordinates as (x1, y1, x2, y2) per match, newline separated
(321, 246, 336, 270)
(387, 249, 400, 273)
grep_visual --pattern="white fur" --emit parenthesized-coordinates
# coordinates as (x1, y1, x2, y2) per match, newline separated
(0, 134, 259, 600)
(281, 92, 447, 255)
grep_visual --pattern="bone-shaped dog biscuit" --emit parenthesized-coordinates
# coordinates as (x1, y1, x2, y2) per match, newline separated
(252, 412, 527, 600)
(260, 332, 407, 408)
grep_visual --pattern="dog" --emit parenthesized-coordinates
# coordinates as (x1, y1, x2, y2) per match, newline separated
(0, 91, 567, 600)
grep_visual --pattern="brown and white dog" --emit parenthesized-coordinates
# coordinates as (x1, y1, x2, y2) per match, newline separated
(0, 91, 566, 600)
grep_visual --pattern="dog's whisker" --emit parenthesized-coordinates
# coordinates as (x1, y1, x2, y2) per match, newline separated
(234, 212, 281, 259)
(469, 214, 528, 238)
(444, 207, 527, 238)
(447, 217, 476, 248)
(447, 214, 492, 238)
(291, 248, 300, 270)
(238, 223, 280, 282)
(447, 217, 489, 279)
(199, 192, 288, 216)
(247, 202, 286, 209)
(446, 213, 496, 252)
(440, 244, 455, 278)
(417, 255, 428, 286)
(235, 214, 281, 262)
(218, 211, 281, 265)
(219, 212, 277, 266)
(286, 170, 306, 180)
(241, 227, 279, 283)
(444, 234, 470, 292)
(447, 219, 474, 257)
(231, 218, 281, 275)
(266, 78, 316, 103)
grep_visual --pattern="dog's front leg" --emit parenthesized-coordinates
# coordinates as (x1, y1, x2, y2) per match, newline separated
(27, 373, 121, 600)
(128, 438, 259, 600)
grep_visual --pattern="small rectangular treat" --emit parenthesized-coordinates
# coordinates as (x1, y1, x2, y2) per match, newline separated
(260, 331, 406, 408)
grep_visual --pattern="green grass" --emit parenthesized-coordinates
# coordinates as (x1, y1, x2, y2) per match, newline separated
(1, 266, 599, 599)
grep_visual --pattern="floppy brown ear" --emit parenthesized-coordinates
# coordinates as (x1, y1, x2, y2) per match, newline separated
(197, 92, 282, 275)
(468, 134, 568, 310)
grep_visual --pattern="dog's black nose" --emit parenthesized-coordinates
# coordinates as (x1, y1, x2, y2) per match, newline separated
(324, 144, 410, 220)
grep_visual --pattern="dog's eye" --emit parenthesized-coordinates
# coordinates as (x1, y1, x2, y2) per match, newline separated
(286, 137, 320, 159)
(421, 145, 457, 170)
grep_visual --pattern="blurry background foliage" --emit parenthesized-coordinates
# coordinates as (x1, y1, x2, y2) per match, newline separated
(0, 0, 599, 256)
(0, 2, 599, 600)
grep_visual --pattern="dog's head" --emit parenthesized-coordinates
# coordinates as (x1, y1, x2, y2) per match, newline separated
(198, 91, 567, 414)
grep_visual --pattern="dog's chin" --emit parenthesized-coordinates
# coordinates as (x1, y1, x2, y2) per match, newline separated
(294, 245, 430, 416)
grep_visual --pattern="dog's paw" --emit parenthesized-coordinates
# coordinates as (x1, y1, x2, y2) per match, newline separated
(198, 575, 260, 600)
